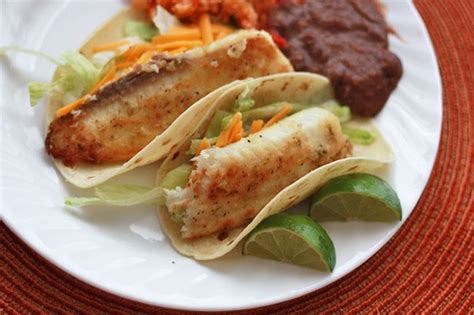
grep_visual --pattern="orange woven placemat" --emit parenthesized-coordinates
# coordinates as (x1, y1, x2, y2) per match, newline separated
(1, 1, 473, 313)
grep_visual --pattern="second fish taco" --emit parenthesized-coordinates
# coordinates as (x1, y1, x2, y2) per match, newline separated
(154, 72, 393, 260)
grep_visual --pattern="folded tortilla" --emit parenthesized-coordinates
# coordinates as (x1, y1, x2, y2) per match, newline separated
(155, 72, 393, 260)
(46, 8, 292, 188)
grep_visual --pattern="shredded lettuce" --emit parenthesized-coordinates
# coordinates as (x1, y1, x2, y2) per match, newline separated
(220, 113, 233, 130)
(206, 110, 231, 138)
(59, 50, 99, 94)
(124, 20, 159, 42)
(1, 46, 100, 107)
(161, 164, 193, 189)
(342, 127, 376, 145)
(28, 82, 49, 106)
(233, 86, 255, 112)
(320, 100, 351, 123)
(65, 184, 164, 207)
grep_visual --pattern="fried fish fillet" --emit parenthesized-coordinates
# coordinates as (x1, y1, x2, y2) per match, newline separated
(166, 108, 352, 239)
(45, 31, 292, 166)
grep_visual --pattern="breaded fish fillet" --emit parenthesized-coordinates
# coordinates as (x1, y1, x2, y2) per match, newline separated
(166, 108, 352, 239)
(45, 31, 292, 166)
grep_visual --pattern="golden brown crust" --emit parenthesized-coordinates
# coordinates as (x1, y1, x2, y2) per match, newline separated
(45, 35, 292, 166)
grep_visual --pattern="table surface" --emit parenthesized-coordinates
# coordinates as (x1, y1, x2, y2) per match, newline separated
(1, 0, 472, 313)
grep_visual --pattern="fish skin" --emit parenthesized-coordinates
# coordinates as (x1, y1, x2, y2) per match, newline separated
(166, 108, 352, 239)
(45, 32, 292, 166)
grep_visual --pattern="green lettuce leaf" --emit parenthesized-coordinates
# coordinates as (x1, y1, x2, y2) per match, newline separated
(161, 164, 193, 189)
(1, 46, 100, 106)
(320, 100, 351, 123)
(28, 82, 49, 106)
(342, 127, 376, 145)
(232, 85, 255, 112)
(65, 184, 164, 207)
(124, 20, 159, 42)
(59, 50, 99, 95)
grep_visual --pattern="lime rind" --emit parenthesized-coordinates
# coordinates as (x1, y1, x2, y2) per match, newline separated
(243, 214, 336, 271)
(310, 173, 402, 222)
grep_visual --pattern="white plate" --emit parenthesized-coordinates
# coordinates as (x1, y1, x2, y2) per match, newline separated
(0, 0, 442, 311)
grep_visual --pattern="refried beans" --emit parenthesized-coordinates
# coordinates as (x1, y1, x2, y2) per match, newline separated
(266, 0, 403, 116)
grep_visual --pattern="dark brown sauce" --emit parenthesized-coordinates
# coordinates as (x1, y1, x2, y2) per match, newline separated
(266, 0, 403, 116)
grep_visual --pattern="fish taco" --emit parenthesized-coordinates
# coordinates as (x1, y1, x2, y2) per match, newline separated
(45, 8, 292, 188)
(154, 72, 393, 260)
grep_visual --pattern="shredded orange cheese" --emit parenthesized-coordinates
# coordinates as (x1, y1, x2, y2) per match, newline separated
(199, 14, 213, 45)
(92, 39, 130, 53)
(249, 119, 264, 134)
(264, 104, 293, 128)
(195, 138, 211, 156)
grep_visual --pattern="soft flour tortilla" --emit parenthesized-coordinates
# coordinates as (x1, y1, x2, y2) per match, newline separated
(155, 72, 393, 260)
(46, 9, 291, 188)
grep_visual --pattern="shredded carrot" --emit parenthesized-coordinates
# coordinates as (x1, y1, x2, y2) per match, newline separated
(199, 14, 213, 45)
(116, 61, 135, 70)
(90, 66, 117, 94)
(121, 43, 153, 61)
(155, 40, 203, 51)
(216, 113, 242, 147)
(152, 30, 201, 44)
(211, 24, 234, 34)
(55, 96, 87, 118)
(92, 39, 130, 53)
(249, 120, 264, 134)
(135, 50, 155, 65)
(168, 47, 187, 56)
(228, 120, 243, 144)
(216, 30, 231, 40)
(195, 138, 211, 156)
(264, 104, 293, 128)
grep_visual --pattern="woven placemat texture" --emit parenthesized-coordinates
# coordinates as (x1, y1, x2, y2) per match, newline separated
(1, 1, 473, 313)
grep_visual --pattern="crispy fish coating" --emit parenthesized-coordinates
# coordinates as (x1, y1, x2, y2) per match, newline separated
(45, 31, 292, 166)
(166, 108, 352, 239)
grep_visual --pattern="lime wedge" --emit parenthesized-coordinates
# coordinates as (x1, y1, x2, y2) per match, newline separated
(310, 173, 402, 222)
(243, 213, 335, 271)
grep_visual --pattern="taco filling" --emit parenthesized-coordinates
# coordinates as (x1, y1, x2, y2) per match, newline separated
(162, 90, 352, 239)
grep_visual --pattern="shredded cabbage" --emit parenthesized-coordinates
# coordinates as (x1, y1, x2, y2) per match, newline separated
(65, 184, 164, 207)
(124, 20, 158, 41)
